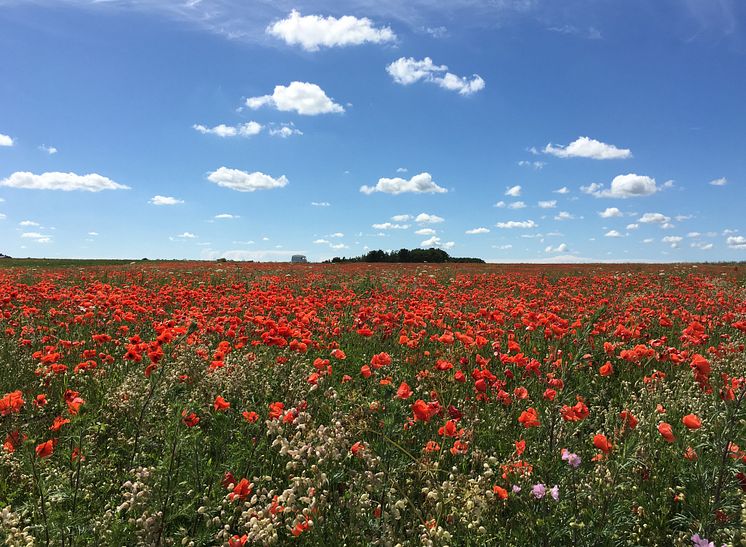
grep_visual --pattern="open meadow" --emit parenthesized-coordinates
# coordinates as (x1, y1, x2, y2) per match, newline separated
(0, 261, 745, 546)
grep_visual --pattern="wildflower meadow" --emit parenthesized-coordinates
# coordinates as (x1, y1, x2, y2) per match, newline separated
(1, 261, 745, 546)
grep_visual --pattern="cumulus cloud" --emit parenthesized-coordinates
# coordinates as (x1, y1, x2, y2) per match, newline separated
(538, 200, 557, 209)
(311, 201, 330, 207)
(626, 223, 639, 230)
(246, 82, 344, 115)
(207, 167, 288, 192)
(709, 177, 727, 186)
(465, 227, 490, 234)
(509, 201, 526, 209)
(543, 136, 631, 159)
(604, 230, 624, 238)
(372, 222, 409, 230)
(662, 236, 683, 245)
(149, 195, 184, 206)
(494, 201, 506, 208)
(386, 57, 485, 96)
(0, 133, 13, 147)
(360, 172, 447, 195)
(505, 185, 521, 197)
(175, 232, 197, 239)
(214, 213, 238, 219)
(415, 228, 436, 236)
(420, 235, 455, 249)
(581, 174, 658, 198)
(266, 10, 395, 51)
(638, 212, 670, 224)
(553, 186, 570, 194)
(495, 220, 538, 229)
(391, 214, 412, 222)
(545, 243, 569, 253)
(415, 213, 444, 224)
(269, 123, 303, 138)
(554, 211, 575, 220)
(193, 122, 262, 137)
(0, 171, 129, 192)
(599, 207, 623, 218)
(727, 235, 746, 249)
(22, 232, 52, 243)
(19, 220, 39, 227)
(39, 145, 57, 154)
(691, 241, 713, 250)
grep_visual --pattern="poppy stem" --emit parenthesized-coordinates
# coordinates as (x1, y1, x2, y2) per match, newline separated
(30, 449, 50, 546)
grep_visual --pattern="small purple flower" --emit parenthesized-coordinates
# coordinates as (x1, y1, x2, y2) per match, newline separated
(562, 450, 581, 468)
(691, 534, 715, 547)
(511, 485, 521, 494)
(550, 485, 559, 501)
(531, 483, 546, 499)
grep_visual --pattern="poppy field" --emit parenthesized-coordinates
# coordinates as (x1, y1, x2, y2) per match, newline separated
(1, 261, 745, 546)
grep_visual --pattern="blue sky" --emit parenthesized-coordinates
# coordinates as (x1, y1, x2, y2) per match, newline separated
(0, 0, 744, 262)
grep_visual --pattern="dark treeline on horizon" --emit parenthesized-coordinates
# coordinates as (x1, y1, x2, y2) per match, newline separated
(324, 248, 485, 264)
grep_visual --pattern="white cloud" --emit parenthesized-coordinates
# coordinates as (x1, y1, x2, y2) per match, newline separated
(88, 231, 98, 236)
(662, 236, 683, 244)
(420, 235, 454, 249)
(727, 235, 746, 249)
(386, 57, 485, 96)
(396, 167, 408, 173)
(709, 177, 727, 186)
(0, 171, 129, 192)
(214, 213, 238, 219)
(391, 214, 412, 222)
(495, 220, 538, 229)
(493, 244, 513, 250)
(0, 133, 13, 147)
(599, 207, 622, 218)
(581, 174, 658, 198)
(465, 227, 490, 234)
(21, 231, 51, 241)
(691, 242, 713, 250)
(415, 228, 436, 236)
(268, 124, 303, 138)
(0, 213, 5, 220)
(553, 186, 570, 194)
(149, 195, 184, 206)
(415, 213, 444, 224)
(372, 222, 409, 230)
(674, 214, 693, 222)
(626, 223, 639, 230)
(246, 81, 344, 115)
(207, 167, 288, 192)
(638, 212, 670, 224)
(176, 232, 197, 239)
(328, 232, 344, 238)
(19, 220, 40, 227)
(193, 122, 262, 137)
(266, 10, 395, 51)
(509, 201, 526, 209)
(554, 211, 575, 220)
(604, 230, 624, 238)
(545, 243, 569, 253)
(494, 201, 506, 208)
(505, 185, 521, 197)
(311, 201, 330, 207)
(360, 172, 446, 195)
(39, 145, 57, 154)
(538, 200, 557, 209)
(313, 239, 330, 244)
(543, 136, 631, 159)
(518, 160, 545, 170)
(643, 238, 654, 243)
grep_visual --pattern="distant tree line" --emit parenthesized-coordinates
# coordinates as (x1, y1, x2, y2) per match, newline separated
(325, 248, 484, 264)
